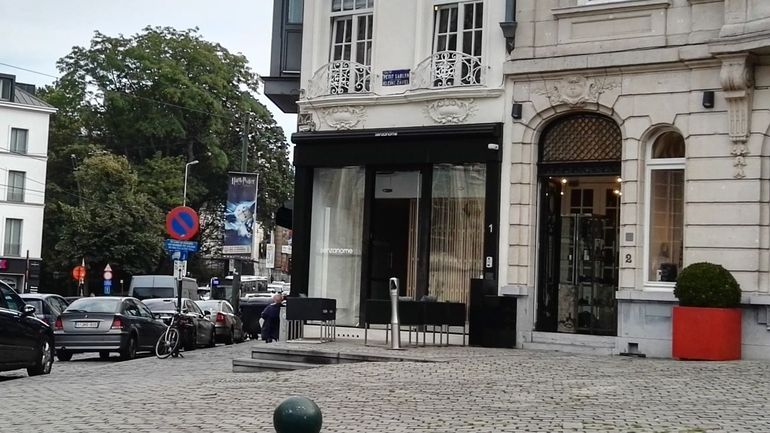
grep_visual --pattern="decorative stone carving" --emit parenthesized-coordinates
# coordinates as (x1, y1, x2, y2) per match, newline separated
(297, 111, 316, 132)
(321, 106, 366, 130)
(535, 75, 620, 107)
(720, 54, 754, 179)
(425, 98, 477, 124)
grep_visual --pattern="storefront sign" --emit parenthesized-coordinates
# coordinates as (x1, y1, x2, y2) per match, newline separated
(223, 172, 259, 257)
(265, 243, 275, 269)
(382, 69, 410, 86)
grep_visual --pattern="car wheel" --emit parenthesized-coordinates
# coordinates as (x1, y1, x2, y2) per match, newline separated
(184, 329, 197, 351)
(120, 335, 137, 361)
(57, 349, 73, 362)
(207, 329, 216, 348)
(27, 337, 54, 376)
(99, 351, 110, 360)
(225, 327, 234, 345)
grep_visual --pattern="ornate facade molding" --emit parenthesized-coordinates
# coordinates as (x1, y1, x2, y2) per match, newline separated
(424, 98, 477, 124)
(297, 111, 317, 133)
(535, 75, 620, 107)
(321, 106, 367, 130)
(719, 53, 754, 179)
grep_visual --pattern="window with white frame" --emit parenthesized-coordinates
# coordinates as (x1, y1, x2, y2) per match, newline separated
(4, 218, 22, 257)
(328, 0, 373, 94)
(0, 78, 11, 101)
(10, 128, 28, 154)
(646, 131, 685, 285)
(431, 1, 483, 86)
(7, 171, 25, 202)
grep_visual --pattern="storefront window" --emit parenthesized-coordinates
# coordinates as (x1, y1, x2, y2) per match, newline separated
(308, 167, 365, 326)
(429, 163, 486, 305)
(646, 132, 685, 284)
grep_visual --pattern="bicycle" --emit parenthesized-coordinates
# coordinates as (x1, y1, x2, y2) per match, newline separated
(155, 313, 183, 359)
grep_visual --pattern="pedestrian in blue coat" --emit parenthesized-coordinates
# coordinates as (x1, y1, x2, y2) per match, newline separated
(260, 293, 284, 343)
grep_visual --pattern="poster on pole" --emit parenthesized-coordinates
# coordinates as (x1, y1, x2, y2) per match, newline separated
(223, 172, 259, 257)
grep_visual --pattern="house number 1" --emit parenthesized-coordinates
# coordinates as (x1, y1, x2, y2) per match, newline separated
(625, 254, 632, 264)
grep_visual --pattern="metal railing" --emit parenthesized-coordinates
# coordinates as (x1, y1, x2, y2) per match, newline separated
(411, 51, 484, 90)
(307, 60, 372, 98)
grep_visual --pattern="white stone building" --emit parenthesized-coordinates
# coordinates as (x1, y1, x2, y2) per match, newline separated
(266, 0, 770, 359)
(0, 74, 55, 292)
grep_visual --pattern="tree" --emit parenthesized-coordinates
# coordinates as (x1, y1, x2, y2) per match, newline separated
(40, 27, 294, 283)
(53, 153, 165, 284)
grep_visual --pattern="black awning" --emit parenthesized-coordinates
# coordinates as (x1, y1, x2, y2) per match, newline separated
(275, 200, 293, 229)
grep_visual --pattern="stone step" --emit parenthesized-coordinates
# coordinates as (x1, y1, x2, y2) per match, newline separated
(521, 341, 615, 356)
(232, 358, 321, 373)
(250, 346, 436, 365)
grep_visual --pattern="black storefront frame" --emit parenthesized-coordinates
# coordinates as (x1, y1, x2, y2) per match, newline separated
(291, 123, 503, 326)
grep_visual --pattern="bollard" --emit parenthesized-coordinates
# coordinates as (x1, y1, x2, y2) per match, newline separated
(273, 396, 323, 433)
(389, 277, 402, 350)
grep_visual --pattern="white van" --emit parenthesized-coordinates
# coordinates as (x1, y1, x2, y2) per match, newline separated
(128, 275, 199, 301)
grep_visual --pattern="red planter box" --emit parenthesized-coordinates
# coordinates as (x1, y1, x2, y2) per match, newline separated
(672, 306, 742, 361)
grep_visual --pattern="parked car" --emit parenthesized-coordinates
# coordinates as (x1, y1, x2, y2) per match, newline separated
(0, 281, 54, 376)
(129, 275, 199, 301)
(143, 298, 215, 350)
(55, 297, 166, 361)
(196, 300, 245, 344)
(20, 293, 69, 328)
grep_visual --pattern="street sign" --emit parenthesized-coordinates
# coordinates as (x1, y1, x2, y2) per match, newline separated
(72, 265, 86, 281)
(265, 243, 276, 269)
(104, 279, 112, 295)
(173, 260, 187, 281)
(163, 239, 199, 253)
(165, 206, 200, 241)
(210, 277, 220, 287)
(103, 263, 113, 281)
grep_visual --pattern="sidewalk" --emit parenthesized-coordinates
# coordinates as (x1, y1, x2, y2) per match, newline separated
(2, 337, 770, 432)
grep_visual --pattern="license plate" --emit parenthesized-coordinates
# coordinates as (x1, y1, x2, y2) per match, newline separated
(74, 321, 99, 328)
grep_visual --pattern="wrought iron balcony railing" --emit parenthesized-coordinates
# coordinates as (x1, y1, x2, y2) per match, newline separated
(411, 51, 484, 90)
(307, 60, 372, 98)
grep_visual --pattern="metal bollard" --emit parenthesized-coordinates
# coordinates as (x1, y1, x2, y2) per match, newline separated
(389, 277, 402, 350)
(273, 396, 322, 433)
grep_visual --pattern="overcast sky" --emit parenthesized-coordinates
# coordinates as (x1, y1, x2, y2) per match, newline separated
(0, 0, 297, 151)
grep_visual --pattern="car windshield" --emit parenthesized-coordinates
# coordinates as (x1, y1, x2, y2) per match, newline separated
(132, 287, 174, 300)
(196, 301, 221, 312)
(65, 298, 121, 313)
(22, 299, 44, 313)
(143, 299, 180, 312)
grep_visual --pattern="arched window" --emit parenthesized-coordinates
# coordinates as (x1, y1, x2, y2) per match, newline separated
(645, 130, 685, 286)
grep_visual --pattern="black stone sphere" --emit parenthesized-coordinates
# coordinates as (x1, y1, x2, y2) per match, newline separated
(273, 396, 323, 433)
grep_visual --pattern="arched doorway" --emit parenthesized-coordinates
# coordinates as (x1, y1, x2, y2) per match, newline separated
(536, 113, 622, 336)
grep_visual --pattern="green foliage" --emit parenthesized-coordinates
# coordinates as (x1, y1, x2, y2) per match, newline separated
(674, 262, 741, 308)
(39, 26, 294, 282)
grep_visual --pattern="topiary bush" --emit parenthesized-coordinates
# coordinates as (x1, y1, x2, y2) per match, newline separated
(674, 262, 741, 308)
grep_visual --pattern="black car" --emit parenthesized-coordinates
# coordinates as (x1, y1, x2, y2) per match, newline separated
(143, 298, 215, 350)
(55, 297, 166, 361)
(20, 293, 69, 328)
(0, 282, 54, 376)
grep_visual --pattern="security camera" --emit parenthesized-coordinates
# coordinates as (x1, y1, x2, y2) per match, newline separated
(488, 143, 500, 151)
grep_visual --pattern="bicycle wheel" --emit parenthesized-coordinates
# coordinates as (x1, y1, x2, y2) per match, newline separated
(155, 328, 180, 359)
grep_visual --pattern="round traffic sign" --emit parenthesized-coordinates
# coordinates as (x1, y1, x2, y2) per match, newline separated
(103, 271, 113, 280)
(72, 265, 86, 281)
(165, 206, 200, 241)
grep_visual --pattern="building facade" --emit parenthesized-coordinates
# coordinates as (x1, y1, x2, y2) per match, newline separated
(0, 74, 55, 293)
(267, 0, 770, 359)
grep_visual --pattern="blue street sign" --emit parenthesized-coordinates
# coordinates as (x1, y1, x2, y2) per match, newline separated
(210, 277, 220, 288)
(164, 239, 199, 253)
(104, 279, 112, 295)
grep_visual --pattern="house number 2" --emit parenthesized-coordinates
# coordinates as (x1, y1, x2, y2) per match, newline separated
(625, 254, 632, 264)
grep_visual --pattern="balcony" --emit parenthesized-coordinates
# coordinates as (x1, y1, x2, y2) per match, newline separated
(411, 51, 484, 90)
(307, 60, 372, 99)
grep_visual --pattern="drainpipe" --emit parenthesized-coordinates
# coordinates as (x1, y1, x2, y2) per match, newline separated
(500, 0, 517, 54)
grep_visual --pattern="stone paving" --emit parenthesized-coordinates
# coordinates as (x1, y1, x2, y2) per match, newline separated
(2, 338, 770, 432)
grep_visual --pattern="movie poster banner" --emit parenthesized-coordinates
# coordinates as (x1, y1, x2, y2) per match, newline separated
(223, 172, 259, 257)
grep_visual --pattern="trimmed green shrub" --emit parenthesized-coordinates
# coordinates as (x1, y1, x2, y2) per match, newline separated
(674, 262, 741, 308)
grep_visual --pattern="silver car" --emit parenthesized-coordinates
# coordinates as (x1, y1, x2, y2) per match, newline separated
(196, 300, 245, 344)
(55, 297, 166, 361)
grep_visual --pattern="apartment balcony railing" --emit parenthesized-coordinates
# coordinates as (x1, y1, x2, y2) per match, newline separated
(411, 51, 484, 90)
(307, 60, 372, 98)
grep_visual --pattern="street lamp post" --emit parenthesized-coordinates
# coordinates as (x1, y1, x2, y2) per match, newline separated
(183, 160, 199, 207)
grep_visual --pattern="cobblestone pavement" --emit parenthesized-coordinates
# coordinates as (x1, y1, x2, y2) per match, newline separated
(2, 339, 770, 432)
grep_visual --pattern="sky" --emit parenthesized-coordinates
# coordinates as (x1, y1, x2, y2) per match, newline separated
(0, 0, 297, 151)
